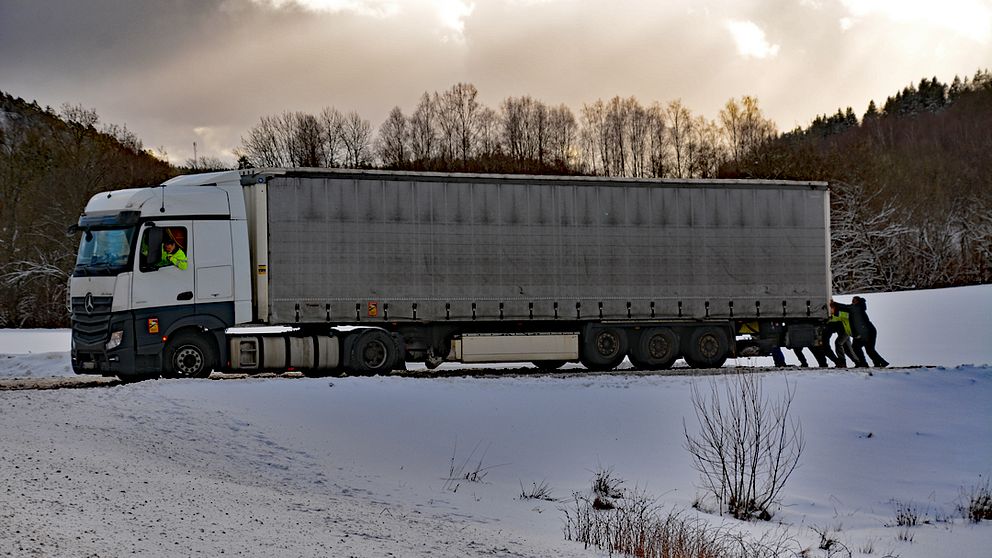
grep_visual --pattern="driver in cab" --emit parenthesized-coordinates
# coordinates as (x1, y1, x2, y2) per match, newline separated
(160, 229, 187, 270)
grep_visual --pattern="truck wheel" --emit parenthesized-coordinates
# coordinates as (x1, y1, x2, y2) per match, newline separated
(351, 330, 398, 375)
(630, 327, 679, 370)
(684, 326, 729, 369)
(580, 327, 627, 371)
(164, 332, 216, 379)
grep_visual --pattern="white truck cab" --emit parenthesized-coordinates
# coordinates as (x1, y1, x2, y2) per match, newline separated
(69, 171, 251, 377)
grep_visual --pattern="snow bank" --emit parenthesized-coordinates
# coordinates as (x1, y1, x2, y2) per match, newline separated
(1, 285, 991, 556)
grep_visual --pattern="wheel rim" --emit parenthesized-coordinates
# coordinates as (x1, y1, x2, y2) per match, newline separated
(174, 345, 204, 376)
(698, 333, 721, 359)
(362, 339, 388, 369)
(647, 333, 672, 360)
(595, 331, 620, 359)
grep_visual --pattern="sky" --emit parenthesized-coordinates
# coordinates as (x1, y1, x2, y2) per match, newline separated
(1, 0, 990, 165)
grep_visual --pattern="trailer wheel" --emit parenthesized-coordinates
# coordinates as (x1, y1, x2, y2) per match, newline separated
(351, 330, 398, 375)
(630, 327, 679, 370)
(684, 326, 729, 369)
(580, 327, 627, 371)
(164, 332, 215, 379)
(532, 360, 567, 371)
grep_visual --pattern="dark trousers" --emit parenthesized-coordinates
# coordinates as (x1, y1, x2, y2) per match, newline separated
(852, 325, 889, 367)
(793, 347, 828, 368)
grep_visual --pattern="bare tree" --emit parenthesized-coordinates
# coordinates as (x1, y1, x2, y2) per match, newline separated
(292, 112, 323, 167)
(240, 111, 327, 168)
(720, 96, 776, 168)
(830, 181, 911, 293)
(240, 115, 285, 167)
(442, 83, 481, 162)
(665, 100, 694, 178)
(603, 96, 628, 176)
(954, 192, 992, 284)
(340, 111, 372, 167)
(646, 102, 668, 177)
(501, 95, 535, 161)
(579, 100, 607, 174)
(101, 123, 143, 154)
(546, 103, 577, 166)
(319, 107, 345, 167)
(409, 92, 438, 162)
(625, 98, 650, 177)
(376, 106, 408, 167)
(183, 155, 229, 171)
(58, 103, 99, 128)
(528, 100, 549, 164)
(683, 373, 804, 521)
(475, 106, 501, 158)
(690, 116, 724, 178)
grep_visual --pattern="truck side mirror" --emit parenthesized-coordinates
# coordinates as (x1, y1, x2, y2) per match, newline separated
(140, 226, 163, 272)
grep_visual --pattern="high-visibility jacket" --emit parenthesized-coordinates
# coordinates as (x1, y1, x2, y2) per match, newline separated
(161, 247, 188, 270)
(829, 311, 852, 336)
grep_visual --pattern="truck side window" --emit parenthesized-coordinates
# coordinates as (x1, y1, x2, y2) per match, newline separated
(140, 226, 188, 271)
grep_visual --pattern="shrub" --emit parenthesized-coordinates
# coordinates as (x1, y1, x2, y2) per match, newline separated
(562, 470, 798, 557)
(442, 440, 505, 492)
(519, 480, 555, 501)
(959, 476, 992, 522)
(683, 373, 805, 520)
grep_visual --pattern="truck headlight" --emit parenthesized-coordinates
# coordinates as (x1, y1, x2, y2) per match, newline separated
(106, 330, 124, 350)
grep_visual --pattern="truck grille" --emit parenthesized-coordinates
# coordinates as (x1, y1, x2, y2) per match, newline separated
(71, 296, 114, 345)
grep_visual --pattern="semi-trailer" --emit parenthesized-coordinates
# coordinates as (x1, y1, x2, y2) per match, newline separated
(69, 168, 831, 379)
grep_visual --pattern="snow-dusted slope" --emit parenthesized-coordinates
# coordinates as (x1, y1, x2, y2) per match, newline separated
(1, 285, 990, 557)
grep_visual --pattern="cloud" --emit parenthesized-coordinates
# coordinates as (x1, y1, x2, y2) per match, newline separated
(432, 0, 475, 41)
(724, 19, 781, 59)
(2, 0, 987, 165)
(251, 0, 401, 17)
(251, 0, 474, 39)
(839, 0, 991, 43)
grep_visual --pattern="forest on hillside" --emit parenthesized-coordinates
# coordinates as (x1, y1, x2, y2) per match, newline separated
(1, 70, 990, 327)
(0, 95, 172, 326)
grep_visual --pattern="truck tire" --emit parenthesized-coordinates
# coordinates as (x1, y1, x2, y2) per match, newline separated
(630, 327, 679, 370)
(164, 332, 216, 378)
(350, 329, 399, 376)
(580, 327, 627, 371)
(684, 326, 729, 369)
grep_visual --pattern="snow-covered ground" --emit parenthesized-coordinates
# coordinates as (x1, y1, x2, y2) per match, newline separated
(1, 285, 990, 557)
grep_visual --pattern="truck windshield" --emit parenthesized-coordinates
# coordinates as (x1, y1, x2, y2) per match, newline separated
(74, 227, 136, 276)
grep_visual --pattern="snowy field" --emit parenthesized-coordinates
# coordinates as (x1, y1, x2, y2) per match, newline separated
(1, 285, 991, 557)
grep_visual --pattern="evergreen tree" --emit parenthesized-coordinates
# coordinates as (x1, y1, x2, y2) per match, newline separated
(863, 100, 880, 122)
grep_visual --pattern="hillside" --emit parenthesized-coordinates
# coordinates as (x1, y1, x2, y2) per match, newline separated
(0, 93, 174, 327)
(735, 72, 992, 292)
